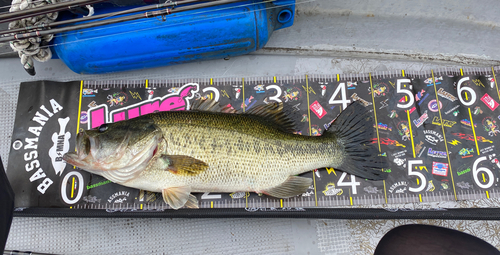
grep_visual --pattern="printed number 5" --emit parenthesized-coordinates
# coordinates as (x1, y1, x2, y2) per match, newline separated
(396, 79, 414, 109)
(408, 160, 426, 192)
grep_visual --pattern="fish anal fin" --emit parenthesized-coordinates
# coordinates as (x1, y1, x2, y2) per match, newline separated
(184, 194, 199, 209)
(262, 176, 312, 198)
(162, 186, 191, 210)
(160, 155, 208, 176)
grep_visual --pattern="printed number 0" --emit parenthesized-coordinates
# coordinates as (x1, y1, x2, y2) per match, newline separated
(328, 83, 351, 110)
(457, 77, 476, 106)
(408, 160, 426, 192)
(337, 172, 361, 194)
(266, 85, 282, 103)
(396, 79, 414, 109)
(60, 171, 84, 205)
(473, 156, 494, 189)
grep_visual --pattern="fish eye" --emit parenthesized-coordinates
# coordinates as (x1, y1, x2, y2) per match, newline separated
(98, 124, 108, 133)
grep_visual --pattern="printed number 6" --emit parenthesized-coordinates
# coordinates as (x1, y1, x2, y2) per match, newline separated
(457, 77, 476, 106)
(473, 156, 494, 189)
(408, 160, 426, 192)
(396, 79, 414, 109)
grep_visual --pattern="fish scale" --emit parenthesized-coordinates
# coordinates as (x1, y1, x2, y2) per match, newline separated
(128, 110, 336, 193)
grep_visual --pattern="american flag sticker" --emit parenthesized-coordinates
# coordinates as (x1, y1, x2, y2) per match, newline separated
(432, 162, 449, 177)
(310, 101, 327, 119)
(481, 93, 499, 111)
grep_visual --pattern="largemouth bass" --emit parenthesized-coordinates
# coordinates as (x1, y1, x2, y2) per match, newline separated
(63, 100, 388, 209)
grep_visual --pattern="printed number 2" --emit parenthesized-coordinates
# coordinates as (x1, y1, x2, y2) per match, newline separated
(396, 79, 414, 109)
(408, 160, 426, 192)
(337, 172, 361, 194)
(328, 83, 351, 110)
(201, 192, 221, 199)
(473, 156, 494, 189)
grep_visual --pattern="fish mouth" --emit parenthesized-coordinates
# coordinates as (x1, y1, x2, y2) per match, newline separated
(63, 131, 92, 168)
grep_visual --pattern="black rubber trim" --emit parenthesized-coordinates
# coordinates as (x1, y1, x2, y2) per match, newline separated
(13, 208, 500, 220)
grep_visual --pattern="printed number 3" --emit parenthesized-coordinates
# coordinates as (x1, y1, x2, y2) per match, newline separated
(396, 79, 414, 109)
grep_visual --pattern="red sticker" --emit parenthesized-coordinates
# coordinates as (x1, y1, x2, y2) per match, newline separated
(310, 101, 327, 119)
(481, 93, 499, 111)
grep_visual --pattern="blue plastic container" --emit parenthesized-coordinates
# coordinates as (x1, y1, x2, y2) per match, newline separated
(52, 0, 295, 74)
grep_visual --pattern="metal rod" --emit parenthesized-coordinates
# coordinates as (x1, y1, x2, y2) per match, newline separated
(0, 0, 248, 43)
(0, 0, 107, 24)
(0, 0, 212, 36)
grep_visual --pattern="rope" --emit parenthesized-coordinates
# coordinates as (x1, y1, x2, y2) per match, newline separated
(8, 0, 60, 75)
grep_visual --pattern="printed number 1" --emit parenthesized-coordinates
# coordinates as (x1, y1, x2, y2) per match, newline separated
(396, 79, 414, 109)
(337, 172, 361, 194)
(328, 83, 351, 110)
(408, 160, 426, 192)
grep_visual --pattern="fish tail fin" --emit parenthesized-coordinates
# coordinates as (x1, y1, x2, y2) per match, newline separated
(325, 101, 389, 181)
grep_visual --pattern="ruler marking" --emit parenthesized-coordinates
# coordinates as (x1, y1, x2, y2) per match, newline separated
(402, 70, 405, 77)
(145, 79, 148, 88)
(273, 76, 277, 83)
(242, 78, 245, 113)
(406, 110, 416, 158)
(486, 190, 490, 199)
(210, 201, 213, 208)
(305, 75, 318, 207)
(71, 177, 75, 198)
(468, 108, 480, 155)
(419, 194, 422, 202)
(431, 70, 457, 200)
(74, 81, 84, 169)
(492, 67, 500, 101)
(369, 73, 387, 204)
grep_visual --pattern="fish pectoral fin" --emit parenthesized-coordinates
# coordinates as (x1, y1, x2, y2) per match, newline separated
(160, 155, 208, 176)
(162, 186, 191, 210)
(184, 194, 199, 209)
(262, 176, 312, 198)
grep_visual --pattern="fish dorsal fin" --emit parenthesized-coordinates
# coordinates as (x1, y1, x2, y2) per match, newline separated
(190, 99, 299, 133)
(244, 103, 299, 133)
(190, 98, 239, 114)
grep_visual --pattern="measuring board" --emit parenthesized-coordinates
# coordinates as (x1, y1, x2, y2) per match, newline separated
(6, 67, 500, 212)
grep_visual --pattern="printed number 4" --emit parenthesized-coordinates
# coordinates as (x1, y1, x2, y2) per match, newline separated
(408, 160, 426, 192)
(396, 79, 414, 109)
(328, 83, 351, 110)
(337, 172, 361, 194)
